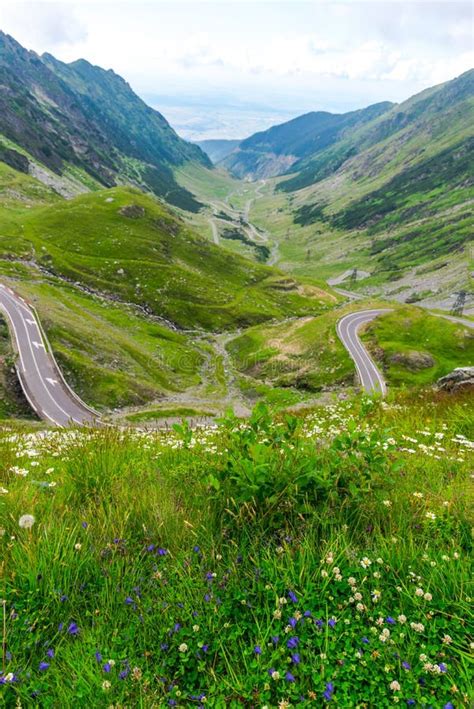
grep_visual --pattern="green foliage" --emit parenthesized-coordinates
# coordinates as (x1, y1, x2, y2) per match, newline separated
(1, 393, 472, 705)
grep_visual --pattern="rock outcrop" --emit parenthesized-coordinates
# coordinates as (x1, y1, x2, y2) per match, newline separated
(436, 367, 474, 392)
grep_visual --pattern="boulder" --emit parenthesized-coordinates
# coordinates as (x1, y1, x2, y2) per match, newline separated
(389, 351, 435, 371)
(436, 367, 474, 392)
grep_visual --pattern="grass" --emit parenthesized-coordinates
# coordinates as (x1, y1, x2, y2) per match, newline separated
(1, 392, 472, 706)
(0, 185, 337, 331)
(125, 407, 214, 422)
(0, 263, 207, 413)
(362, 307, 474, 387)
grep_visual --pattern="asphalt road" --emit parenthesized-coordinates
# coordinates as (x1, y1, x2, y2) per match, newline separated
(0, 284, 99, 426)
(337, 309, 392, 396)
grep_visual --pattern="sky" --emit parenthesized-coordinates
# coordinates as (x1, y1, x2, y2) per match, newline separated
(0, 0, 472, 139)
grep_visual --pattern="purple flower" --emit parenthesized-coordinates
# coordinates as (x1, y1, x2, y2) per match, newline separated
(303, 610, 311, 617)
(160, 643, 169, 651)
(407, 701, 416, 706)
(82, 521, 88, 529)
(328, 618, 336, 628)
(402, 661, 411, 670)
(67, 622, 79, 635)
(95, 652, 102, 662)
(125, 597, 134, 605)
(268, 667, 275, 677)
(361, 637, 369, 644)
(60, 595, 68, 602)
(289, 617, 297, 628)
(204, 593, 211, 602)
(291, 653, 300, 664)
(205, 572, 214, 581)
(193, 545, 200, 553)
(254, 645, 262, 655)
(288, 591, 298, 603)
(444, 704, 454, 709)
(285, 671, 295, 682)
(271, 636, 279, 645)
(58, 623, 64, 631)
(119, 669, 129, 680)
(286, 636, 299, 649)
(147, 544, 155, 552)
(46, 649, 54, 658)
(103, 662, 111, 673)
(173, 623, 181, 633)
(201, 644, 209, 653)
(39, 662, 49, 671)
(438, 663, 447, 673)
(158, 548, 167, 556)
(315, 619, 323, 628)
(386, 617, 396, 624)
(323, 682, 334, 701)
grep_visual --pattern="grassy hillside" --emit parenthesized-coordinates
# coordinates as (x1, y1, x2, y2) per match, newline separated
(0, 260, 207, 413)
(362, 308, 474, 387)
(1, 392, 472, 704)
(227, 304, 473, 393)
(0, 186, 337, 331)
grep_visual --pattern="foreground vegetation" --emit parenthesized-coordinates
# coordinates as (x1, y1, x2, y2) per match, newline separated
(1, 391, 472, 706)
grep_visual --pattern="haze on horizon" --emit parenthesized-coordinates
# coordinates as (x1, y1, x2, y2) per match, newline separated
(0, 0, 472, 140)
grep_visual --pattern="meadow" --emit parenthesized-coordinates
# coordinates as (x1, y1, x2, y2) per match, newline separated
(1, 391, 472, 707)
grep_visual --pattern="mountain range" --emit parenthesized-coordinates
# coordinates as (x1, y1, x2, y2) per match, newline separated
(0, 31, 211, 211)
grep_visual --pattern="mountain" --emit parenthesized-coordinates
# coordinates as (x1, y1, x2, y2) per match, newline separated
(0, 31, 211, 211)
(246, 70, 473, 307)
(221, 102, 394, 179)
(197, 139, 241, 164)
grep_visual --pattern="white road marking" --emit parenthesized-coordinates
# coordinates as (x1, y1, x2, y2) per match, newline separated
(46, 378, 58, 386)
(32, 341, 45, 349)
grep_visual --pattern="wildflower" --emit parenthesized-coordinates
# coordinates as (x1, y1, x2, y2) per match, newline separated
(360, 557, 372, 569)
(386, 617, 396, 625)
(279, 597, 288, 605)
(398, 614, 407, 624)
(103, 662, 112, 673)
(410, 622, 424, 633)
(425, 512, 436, 521)
(39, 661, 50, 671)
(390, 680, 401, 692)
(423, 592, 432, 602)
(412, 492, 423, 499)
(323, 682, 334, 701)
(178, 643, 188, 653)
(286, 636, 299, 649)
(131, 667, 142, 681)
(271, 670, 280, 680)
(273, 609, 282, 619)
(193, 625, 200, 632)
(371, 589, 381, 602)
(328, 617, 337, 627)
(402, 662, 411, 671)
(321, 569, 328, 577)
(18, 515, 35, 529)
(419, 654, 428, 662)
(102, 680, 111, 690)
(291, 653, 300, 664)
(415, 588, 424, 597)
(354, 592, 362, 601)
(74, 543, 82, 551)
(67, 622, 79, 635)
(442, 634, 453, 645)
(272, 636, 279, 645)
(285, 671, 295, 682)
(348, 577, 357, 586)
(95, 652, 102, 662)
(288, 590, 297, 603)
(356, 603, 365, 612)
(254, 645, 262, 655)
(382, 500, 392, 507)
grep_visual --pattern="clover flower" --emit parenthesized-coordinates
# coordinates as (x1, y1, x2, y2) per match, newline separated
(389, 680, 401, 692)
(19, 514, 35, 529)
(178, 643, 188, 653)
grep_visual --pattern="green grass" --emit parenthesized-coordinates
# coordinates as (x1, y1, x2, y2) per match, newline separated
(0, 263, 207, 412)
(1, 392, 472, 705)
(125, 406, 214, 422)
(0, 185, 337, 331)
(362, 307, 474, 387)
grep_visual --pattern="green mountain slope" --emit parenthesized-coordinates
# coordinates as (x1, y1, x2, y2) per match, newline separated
(0, 31, 210, 211)
(197, 139, 241, 164)
(221, 102, 393, 179)
(0, 185, 337, 331)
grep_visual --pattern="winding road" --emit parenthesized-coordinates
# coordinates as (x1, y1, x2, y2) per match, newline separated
(337, 309, 392, 396)
(0, 284, 99, 426)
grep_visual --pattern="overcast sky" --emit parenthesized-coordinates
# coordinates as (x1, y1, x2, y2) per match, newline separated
(0, 0, 472, 127)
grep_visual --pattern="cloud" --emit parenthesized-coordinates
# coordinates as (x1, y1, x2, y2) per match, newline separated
(0, 2, 88, 49)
